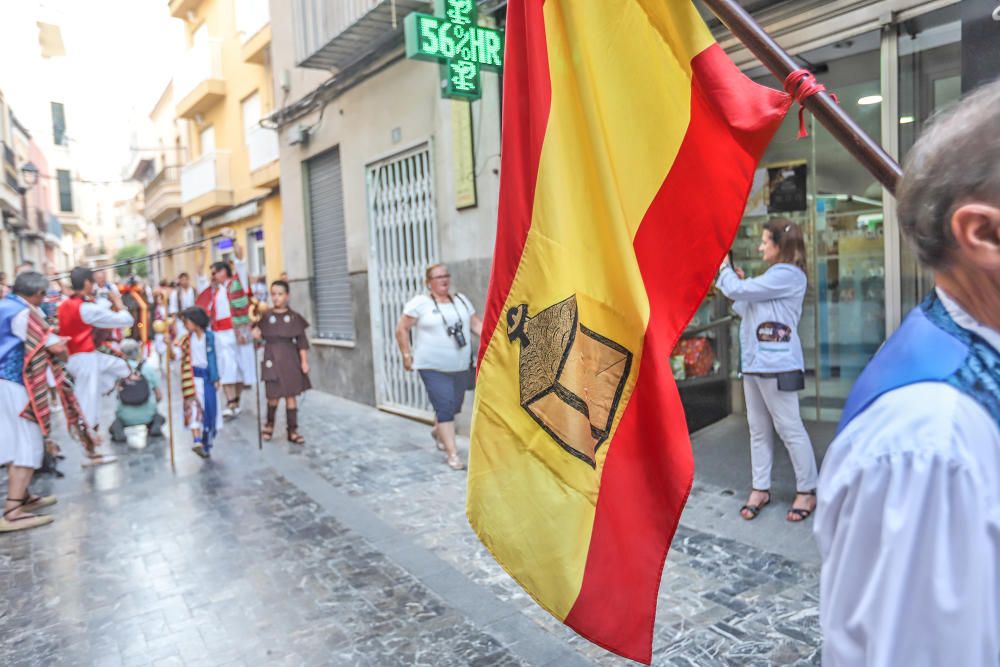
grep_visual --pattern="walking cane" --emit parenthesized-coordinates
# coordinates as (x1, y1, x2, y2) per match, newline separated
(255, 343, 263, 451)
(251, 301, 268, 451)
(156, 319, 176, 468)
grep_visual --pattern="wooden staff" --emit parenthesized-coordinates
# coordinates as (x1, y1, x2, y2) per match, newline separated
(156, 319, 176, 468)
(250, 300, 269, 451)
(701, 0, 903, 195)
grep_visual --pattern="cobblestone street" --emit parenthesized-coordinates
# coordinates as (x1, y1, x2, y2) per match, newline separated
(1, 385, 821, 666)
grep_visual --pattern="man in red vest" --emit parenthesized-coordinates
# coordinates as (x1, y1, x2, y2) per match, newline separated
(58, 267, 134, 441)
(196, 240, 257, 418)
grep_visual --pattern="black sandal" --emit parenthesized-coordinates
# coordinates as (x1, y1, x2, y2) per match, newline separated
(787, 490, 817, 522)
(287, 430, 305, 445)
(739, 489, 771, 520)
(262, 423, 274, 441)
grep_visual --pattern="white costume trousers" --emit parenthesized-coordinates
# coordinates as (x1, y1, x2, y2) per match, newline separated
(0, 379, 44, 468)
(215, 329, 257, 386)
(743, 374, 818, 492)
(67, 351, 130, 428)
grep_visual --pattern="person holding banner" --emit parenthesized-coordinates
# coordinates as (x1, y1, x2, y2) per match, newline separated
(815, 81, 1000, 666)
(196, 237, 256, 419)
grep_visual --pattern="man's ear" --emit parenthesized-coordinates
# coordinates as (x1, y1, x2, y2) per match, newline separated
(950, 203, 1000, 270)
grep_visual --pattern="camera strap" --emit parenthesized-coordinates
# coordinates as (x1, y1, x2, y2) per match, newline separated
(432, 294, 464, 332)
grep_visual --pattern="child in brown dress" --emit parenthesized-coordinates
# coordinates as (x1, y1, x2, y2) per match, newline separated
(253, 280, 310, 443)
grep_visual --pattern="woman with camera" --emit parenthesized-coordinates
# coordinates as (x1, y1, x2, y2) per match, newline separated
(717, 219, 818, 524)
(395, 264, 482, 471)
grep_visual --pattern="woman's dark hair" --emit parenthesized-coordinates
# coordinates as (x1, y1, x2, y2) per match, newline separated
(763, 218, 807, 272)
(271, 280, 290, 294)
(180, 306, 211, 331)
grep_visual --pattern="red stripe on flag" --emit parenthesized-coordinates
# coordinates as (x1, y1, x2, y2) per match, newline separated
(563, 44, 790, 664)
(477, 0, 552, 366)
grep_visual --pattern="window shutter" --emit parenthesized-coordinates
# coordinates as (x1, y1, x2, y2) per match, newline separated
(307, 148, 354, 340)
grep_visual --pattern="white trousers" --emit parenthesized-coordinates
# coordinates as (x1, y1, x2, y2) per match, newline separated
(67, 351, 131, 429)
(215, 330, 257, 386)
(743, 374, 818, 492)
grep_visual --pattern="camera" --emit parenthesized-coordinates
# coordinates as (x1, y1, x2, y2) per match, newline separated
(447, 321, 467, 348)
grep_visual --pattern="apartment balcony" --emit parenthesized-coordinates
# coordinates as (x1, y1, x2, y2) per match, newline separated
(181, 151, 233, 218)
(247, 124, 280, 189)
(144, 166, 182, 226)
(294, 0, 426, 70)
(175, 39, 226, 120)
(58, 213, 85, 236)
(236, 0, 271, 64)
(169, 0, 205, 20)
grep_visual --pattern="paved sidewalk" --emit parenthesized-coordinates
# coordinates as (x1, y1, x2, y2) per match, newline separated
(1, 380, 820, 666)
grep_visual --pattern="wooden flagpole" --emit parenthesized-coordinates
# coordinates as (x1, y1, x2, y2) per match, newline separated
(701, 0, 903, 195)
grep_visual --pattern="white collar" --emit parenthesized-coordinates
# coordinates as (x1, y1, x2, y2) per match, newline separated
(936, 287, 1000, 354)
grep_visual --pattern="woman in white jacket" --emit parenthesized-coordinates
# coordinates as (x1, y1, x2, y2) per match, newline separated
(717, 220, 818, 523)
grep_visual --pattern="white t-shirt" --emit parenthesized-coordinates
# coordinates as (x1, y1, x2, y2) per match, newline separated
(403, 293, 475, 372)
(190, 331, 208, 369)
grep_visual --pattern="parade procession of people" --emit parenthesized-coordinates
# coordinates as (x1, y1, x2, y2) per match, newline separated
(0, 234, 311, 531)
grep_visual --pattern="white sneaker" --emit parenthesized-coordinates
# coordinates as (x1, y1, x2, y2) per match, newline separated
(222, 407, 235, 419)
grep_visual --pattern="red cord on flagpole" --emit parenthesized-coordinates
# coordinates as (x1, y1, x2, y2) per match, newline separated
(784, 69, 839, 139)
(700, 0, 901, 194)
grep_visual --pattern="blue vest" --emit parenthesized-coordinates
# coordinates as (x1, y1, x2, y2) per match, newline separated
(838, 292, 1000, 435)
(0, 295, 29, 385)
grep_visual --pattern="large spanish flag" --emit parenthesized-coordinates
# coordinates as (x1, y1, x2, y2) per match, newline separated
(467, 0, 790, 663)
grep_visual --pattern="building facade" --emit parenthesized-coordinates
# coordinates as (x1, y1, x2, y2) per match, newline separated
(170, 0, 283, 284)
(268, 0, 994, 429)
(267, 0, 504, 418)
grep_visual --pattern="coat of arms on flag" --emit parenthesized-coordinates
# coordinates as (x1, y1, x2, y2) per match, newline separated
(506, 296, 633, 467)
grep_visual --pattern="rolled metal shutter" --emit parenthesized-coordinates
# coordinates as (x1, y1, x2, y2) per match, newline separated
(307, 147, 354, 340)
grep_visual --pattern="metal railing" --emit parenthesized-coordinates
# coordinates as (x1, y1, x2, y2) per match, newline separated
(180, 150, 231, 204)
(294, 0, 381, 63)
(145, 166, 181, 194)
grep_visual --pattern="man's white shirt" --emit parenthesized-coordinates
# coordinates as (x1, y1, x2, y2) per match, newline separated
(815, 289, 1000, 666)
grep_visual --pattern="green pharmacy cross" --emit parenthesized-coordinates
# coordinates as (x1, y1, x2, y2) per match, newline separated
(405, 0, 504, 100)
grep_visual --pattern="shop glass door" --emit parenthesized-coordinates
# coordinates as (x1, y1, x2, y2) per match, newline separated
(733, 31, 884, 422)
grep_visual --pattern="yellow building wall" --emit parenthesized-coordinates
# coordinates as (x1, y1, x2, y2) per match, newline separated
(181, 0, 282, 285)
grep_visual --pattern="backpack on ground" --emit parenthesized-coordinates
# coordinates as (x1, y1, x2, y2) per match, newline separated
(118, 362, 151, 406)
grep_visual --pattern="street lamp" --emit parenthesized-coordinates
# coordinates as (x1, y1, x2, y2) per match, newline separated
(19, 162, 39, 189)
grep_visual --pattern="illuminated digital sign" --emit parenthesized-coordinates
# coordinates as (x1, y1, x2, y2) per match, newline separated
(404, 0, 504, 100)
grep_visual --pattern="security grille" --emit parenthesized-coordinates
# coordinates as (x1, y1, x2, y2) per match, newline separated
(307, 147, 355, 340)
(367, 144, 437, 417)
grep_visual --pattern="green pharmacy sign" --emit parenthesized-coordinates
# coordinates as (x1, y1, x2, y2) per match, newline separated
(404, 0, 504, 100)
